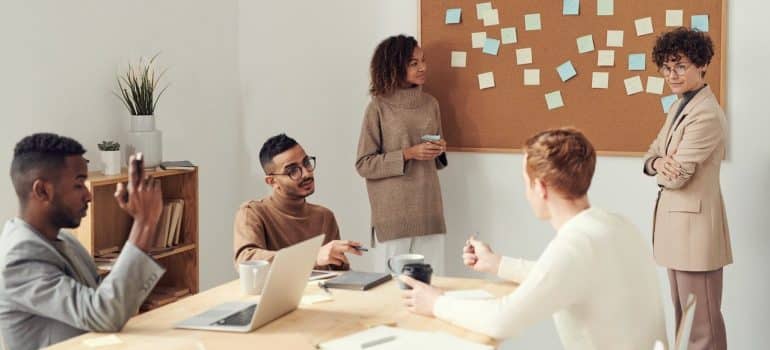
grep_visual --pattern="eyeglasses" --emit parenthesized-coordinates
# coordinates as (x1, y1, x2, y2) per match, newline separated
(658, 63, 692, 76)
(269, 156, 316, 181)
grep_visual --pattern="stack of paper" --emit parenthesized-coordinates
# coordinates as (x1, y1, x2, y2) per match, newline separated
(318, 326, 493, 350)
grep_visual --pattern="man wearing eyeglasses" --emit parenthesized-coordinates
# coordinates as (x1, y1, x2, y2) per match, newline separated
(233, 134, 362, 270)
(643, 28, 731, 350)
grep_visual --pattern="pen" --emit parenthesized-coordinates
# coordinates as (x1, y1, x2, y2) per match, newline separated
(318, 281, 332, 295)
(361, 335, 397, 348)
(353, 246, 369, 252)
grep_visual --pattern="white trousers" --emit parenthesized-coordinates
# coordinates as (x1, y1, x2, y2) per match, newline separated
(372, 233, 445, 276)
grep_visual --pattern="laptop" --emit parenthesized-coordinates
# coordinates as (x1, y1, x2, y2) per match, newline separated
(174, 234, 324, 332)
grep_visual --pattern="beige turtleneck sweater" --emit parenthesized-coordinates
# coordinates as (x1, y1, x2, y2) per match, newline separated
(233, 194, 345, 270)
(355, 87, 447, 242)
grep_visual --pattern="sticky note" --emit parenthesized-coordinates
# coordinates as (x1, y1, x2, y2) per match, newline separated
(628, 53, 646, 71)
(666, 10, 683, 27)
(83, 335, 123, 347)
(635, 17, 654, 36)
(501, 27, 517, 44)
(524, 69, 540, 86)
(647, 76, 665, 94)
(483, 9, 499, 26)
(557, 61, 577, 82)
(607, 30, 623, 47)
(563, 0, 580, 16)
(450, 51, 467, 68)
(476, 2, 493, 20)
(525, 13, 542, 31)
(597, 0, 614, 16)
(661, 94, 678, 113)
(692, 15, 709, 32)
(624, 76, 644, 95)
(592, 72, 609, 89)
(516, 48, 533, 65)
(478, 72, 495, 89)
(445, 8, 462, 24)
(598, 50, 615, 67)
(576, 35, 595, 54)
(545, 91, 564, 110)
(483, 38, 500, 55)
(472, 32, 487, 48)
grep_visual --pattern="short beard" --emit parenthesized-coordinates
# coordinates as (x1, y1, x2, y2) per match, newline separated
(49, 197, 81, 229)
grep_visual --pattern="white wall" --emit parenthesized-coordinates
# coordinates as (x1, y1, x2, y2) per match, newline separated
(0, 0, 243, 289)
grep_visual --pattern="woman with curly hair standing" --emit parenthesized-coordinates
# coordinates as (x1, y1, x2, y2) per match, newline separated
(643, 27, 730, 350)
(356, 35, 448, 275)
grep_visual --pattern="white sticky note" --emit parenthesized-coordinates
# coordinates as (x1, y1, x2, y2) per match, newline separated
(524, 69, 540, 86)
(592, 72, 609, 89)
(598, 50, 615, 67)
(635, 17, 654, 36)
(83, 335, 123, 347)
(666, 10, 684, 27)
(624, 76, 644, 95)
(576, 35, 595, 54)
(501, 27, 517, 44)
(478, 72, 495, 89)
(545, 91, 564, 110)
(483, 8, 500, 26)
(450, 51, 467, 68)
(476, 2, 493, 20)
(597, 0, 614, 16)
(525, 13, 542, 31)
(607, 30, 624, 47)
(647, 76, 665, 94)
(444, 289, 495, 300)
(516, 48, 533, 65)
(472, 32, 487, 48)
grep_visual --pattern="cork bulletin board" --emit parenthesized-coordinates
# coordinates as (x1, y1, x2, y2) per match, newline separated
(419, 0, 727, 155)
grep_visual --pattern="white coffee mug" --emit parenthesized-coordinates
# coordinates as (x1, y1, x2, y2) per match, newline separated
(239, 260, 270, 295)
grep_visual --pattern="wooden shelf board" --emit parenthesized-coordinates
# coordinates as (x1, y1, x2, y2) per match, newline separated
(86, 168, 196, 186)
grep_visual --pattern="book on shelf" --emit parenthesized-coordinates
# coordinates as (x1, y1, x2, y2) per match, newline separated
(151, 199, 185, 251)
(159, 160, 195, 170)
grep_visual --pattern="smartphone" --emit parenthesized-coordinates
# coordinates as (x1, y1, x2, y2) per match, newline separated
(421, 134, 441, 142)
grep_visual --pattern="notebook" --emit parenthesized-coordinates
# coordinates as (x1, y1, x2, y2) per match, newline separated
(320, 271, 391, 291)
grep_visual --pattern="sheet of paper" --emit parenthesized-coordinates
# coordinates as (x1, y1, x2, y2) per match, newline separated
(483, 8, 499, 26)
(624, 76, 644, 95)
(478, 72, 495, 89)
(635, 17, 654, 36)
(597, 50, 615, 67)
(563, 0, 580, 16)
(516, 48, 533, 65)
(545, 91, 564, 110)
(557, 61, 577, 81)
(692, 15, 709, 32)
(471, 32, 487, 48)
(83, 335, 123, 347)
(444, 289, 495, 300)
(607, 30, 623, 47)
(482, 38, 500, 55)
(628, 53, 646, 71)
(501, 27, 517, 44)
(450, 51, 467, 67)
(592, 72, 609, 89)
(301, 293, 334, 305)
(597, 0, 614, 16)
(647, 76, 665, 94)
(476, 2, 493, 20)
(576, 34, 594, 53)
(445, 8, 462, 24)
(525, 13, 541, 31)
(524, 69, 540, 86)
(666, 10, 683, 27)
(661, 94, 678, 113)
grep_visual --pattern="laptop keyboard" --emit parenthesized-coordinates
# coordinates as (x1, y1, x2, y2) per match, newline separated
(212, 304, 257, 326)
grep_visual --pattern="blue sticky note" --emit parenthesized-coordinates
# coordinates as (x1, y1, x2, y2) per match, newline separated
(692, 15, 709, 32)
(483, 38, 500, 55)
(563, 0, 579, 16)
(556, 61, 577, 82)
(661, 95, 678, 113)
(445, 8, 462, 24)
(628, 53, 646, 71)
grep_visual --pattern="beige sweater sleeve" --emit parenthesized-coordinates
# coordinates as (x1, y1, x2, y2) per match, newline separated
(233, 205, 276, 264)
(355, 102, 406, 180)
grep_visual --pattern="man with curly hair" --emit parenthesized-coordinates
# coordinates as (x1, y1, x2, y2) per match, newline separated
(643, 27, 731, 350)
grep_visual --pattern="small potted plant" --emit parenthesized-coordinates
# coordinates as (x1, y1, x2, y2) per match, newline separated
(98, 141, 121, 175)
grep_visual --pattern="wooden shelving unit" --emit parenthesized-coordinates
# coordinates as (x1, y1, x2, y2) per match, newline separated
(72, 167, 199, 311)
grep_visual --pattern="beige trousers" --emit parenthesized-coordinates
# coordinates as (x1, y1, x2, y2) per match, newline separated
(668, 268, 727, 350)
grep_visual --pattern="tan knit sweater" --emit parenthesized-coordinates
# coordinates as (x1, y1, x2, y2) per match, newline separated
(355, 87, 447, 242)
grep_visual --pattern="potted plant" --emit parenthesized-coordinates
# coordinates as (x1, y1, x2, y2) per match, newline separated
(98, 141, 121, 175)
(114, 53, 168, 168)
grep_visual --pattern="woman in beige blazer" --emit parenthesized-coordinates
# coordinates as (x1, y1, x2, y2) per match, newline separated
(643, 28, 731, 350)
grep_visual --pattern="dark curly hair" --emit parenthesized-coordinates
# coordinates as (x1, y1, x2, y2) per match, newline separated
(259, 133, 298, 174)
(652, 27, 714, 75)
(369, 35, 419, 96)
(10, 133, 86, 205)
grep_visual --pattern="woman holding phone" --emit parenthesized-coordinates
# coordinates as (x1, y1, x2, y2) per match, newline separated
(355, 34, 448, 274)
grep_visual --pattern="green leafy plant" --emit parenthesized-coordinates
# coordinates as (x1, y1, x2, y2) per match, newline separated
(114, 53, 169, 115)
(98, 141, 120, 151)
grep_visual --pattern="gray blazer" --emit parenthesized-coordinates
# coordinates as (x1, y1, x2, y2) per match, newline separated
(0, 218, 165, 350)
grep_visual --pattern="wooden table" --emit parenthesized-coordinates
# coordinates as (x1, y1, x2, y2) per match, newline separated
(45, 277, 517, 349)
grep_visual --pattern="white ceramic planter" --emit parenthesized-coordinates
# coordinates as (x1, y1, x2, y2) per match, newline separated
(127, 115, 162, 168)
(129, 115, 155, 132)
(101, 150, 122, 175)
